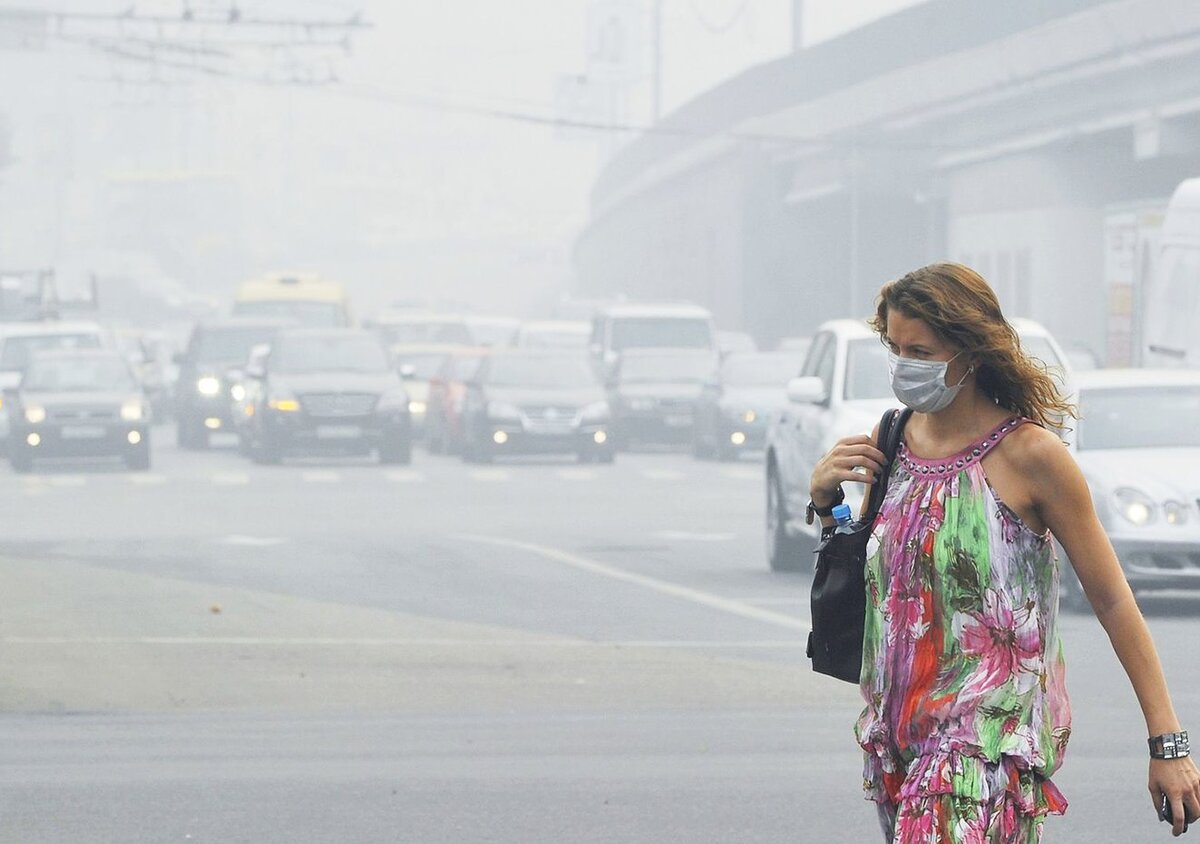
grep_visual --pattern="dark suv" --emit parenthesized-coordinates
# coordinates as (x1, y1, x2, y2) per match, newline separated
(239, 329, 412, 464)
(174, 319, 292, 449)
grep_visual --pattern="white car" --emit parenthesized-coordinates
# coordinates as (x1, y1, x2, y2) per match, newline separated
(1058, 369, 1200, 609)
(0, 321, 113, 441)
(764, 317, 1071, 571)
(514, 320, 590, 349)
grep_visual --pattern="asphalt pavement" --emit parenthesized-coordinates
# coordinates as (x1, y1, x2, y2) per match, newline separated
(0, 428, 1197, 842)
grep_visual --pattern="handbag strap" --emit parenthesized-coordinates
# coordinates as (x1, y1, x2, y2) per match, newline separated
(863, 407, 912, 521)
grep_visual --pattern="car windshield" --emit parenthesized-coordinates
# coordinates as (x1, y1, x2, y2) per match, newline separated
(273, 335, 390, 374)
(379, 321, 473, 346)
(521, 329, 589, 349)
(395, 353, 446, 380)
(619, 354, 716, 384)
(468, 321, 518, 347)
(24, 355, 136, 392)
(1078, 386, 1200, 450)
(486, 355, 598, 389)
(1, 333, 103, 371)
(610, 317, 712, 351)
(233, 300, 344, 328)
(720, 354, 800, 388)
(845, 340, 894, 400)
(197, 327, 279, 364)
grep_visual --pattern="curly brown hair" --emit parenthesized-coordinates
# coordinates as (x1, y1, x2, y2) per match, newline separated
(868, 262, 1076, 429)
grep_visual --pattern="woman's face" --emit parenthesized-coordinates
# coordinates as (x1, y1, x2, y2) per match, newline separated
(883, 310, 973, 384)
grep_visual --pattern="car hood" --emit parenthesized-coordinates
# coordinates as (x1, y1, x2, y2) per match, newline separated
(719, 387, 787, 412)
(617, 382, 705, 400)
(274, 372, 402, 395)
(403, 380, 431, 402)
(22, 390, 139, 408)
(832, 399, 901, 441)
(1076, 447, 1200, 499)
(485, 386, 605, 407)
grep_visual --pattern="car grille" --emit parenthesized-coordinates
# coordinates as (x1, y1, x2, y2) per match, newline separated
(521, 405, 579, 423)
(49, 408, 117, 422)
(657, 398, 693, 411)
(300, 393, 378, 418)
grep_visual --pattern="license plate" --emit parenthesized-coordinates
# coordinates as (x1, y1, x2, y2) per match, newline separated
(663, 415, 692, 427)
(315, 425, 362, 440)
(61, 425, 107, 440)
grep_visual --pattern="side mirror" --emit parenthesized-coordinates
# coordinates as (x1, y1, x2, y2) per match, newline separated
(399, 364, 416, 381)
(785, 376, 827, 405)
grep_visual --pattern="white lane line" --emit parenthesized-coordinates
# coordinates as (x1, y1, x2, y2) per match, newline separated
(385, 469, 426, 483)
(640, 468, 686, 481)
(655, 530, 738, 542)
(128, 473, 167, 485)
(48, 475, 87, 487)
(216, 535, 289, 547)
(454, 534, 810, 631)
(720, 467, 761, 481)
(469, 469, 510, 482)
(0, 636, 805, 648)
(301, 470, 341, 484)
(211, 472, 250, 486)
(556, 468, 596, 481)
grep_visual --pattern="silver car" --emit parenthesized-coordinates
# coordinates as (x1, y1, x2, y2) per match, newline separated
(1059, 369, 1200, 609)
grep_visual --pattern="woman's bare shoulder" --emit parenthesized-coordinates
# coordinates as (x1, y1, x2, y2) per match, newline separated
(1005, 421, 1072, 473)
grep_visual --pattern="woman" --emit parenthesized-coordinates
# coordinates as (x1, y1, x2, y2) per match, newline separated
(808, 263, 1200, 841)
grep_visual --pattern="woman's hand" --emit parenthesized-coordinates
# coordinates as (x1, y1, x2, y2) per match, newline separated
(1150, 756, 1200, 836)
(809, 433, 887, 505)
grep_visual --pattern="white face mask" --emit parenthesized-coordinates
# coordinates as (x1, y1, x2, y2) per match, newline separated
(887, 351, 973, 414)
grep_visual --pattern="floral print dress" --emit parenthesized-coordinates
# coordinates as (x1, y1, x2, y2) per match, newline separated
(855, 417, 1071, 843)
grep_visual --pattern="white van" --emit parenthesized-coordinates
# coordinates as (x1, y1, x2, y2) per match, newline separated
(588, 302, 716, 372)
(1143, 178, 1200, 368)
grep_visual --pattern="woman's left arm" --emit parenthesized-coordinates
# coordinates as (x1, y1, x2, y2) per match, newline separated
(1024, 430, 1200, 836)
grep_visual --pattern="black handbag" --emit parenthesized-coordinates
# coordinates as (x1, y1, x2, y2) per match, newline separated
(807, 407, 911, 683)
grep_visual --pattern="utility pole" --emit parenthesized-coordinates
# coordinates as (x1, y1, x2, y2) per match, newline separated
(792, 0, 805, 51)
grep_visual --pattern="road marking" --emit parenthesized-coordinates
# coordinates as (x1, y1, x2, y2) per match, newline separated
(454, 534, 809, 631)
(211, 472, 250, 486)
(556, 468, 596, 481)
(655, 530, 738, 542)
(216, 535, 289, 547)
(301, 470, 341, 484)
(128, 473, 167, 485)
(640, 468, 686, 481)
(720, 466, 761, 481)
(385, 469, 426, 483)
(0, 636, 805, 648)
(48, 475, 87, 487)
(469, 469, 510, 482)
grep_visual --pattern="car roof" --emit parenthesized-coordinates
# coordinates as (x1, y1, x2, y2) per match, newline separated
(275, 328, 376, 340)
(236, 273, 344, 303)
(198, 317, 296, 331)
(520, 320, 590, 332)
(30, 347, 124, 362)
(0, 320, 105, 338)
(372, 311, 469, 325)
(814, 318, 876, 339)
(1075, 368, 1200, 390)
(597, 302, 713, 319)
(619, 347, 718, 359)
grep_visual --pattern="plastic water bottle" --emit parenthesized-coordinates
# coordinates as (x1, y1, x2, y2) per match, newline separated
(831, 503, 855, 535)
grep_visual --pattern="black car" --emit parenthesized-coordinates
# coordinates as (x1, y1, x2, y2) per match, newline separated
(6, 349, 151, 472)
(607, 349, 719, 449)
(174, 319, 292, 449)
(239, 328, 412, 464)
(459, 351, 614, 463)
(693, 352, 802, 460)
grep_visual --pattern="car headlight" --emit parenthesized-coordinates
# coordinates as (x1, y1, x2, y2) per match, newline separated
(487, 400, 522, 420)
(1164, 500, 1190, 526)
(230, 384, 247, 403)
(742, 409, 757, 423)
(24, 404, 46, 424)
(580, 401, 610, 421)
(196, 376, 221, 397)
(120, 401, 145, 422)
(1113, 487, 1157, 527)
(408, 400, 427, 415)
